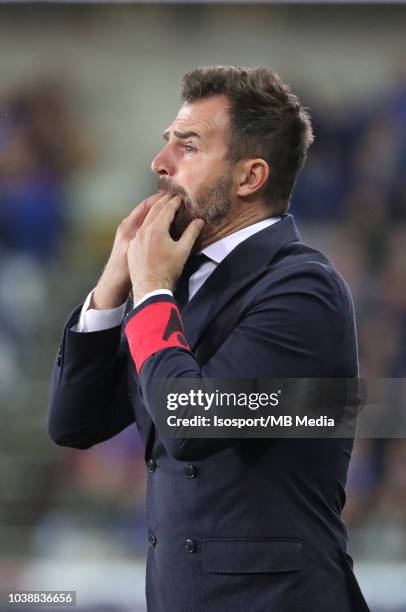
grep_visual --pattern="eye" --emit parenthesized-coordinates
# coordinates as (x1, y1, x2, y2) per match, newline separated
(184, 143, 197, 153)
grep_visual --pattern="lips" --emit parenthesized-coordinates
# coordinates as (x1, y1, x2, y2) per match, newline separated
(158, 177, 188, 200)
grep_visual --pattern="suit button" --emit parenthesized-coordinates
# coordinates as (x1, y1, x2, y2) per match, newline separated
(184, 464, 197, 478)
(185, 538, 196, 553)
(147, 459, 157, 473)
(148, 533, 157, 549)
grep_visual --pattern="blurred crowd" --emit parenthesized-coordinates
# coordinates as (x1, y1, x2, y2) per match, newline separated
(0, 77, 90, 261)
(0, 70, 405, 592)
(0, 77, 91, 396)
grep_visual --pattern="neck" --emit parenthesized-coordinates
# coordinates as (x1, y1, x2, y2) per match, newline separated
(194, 203, 275, 252)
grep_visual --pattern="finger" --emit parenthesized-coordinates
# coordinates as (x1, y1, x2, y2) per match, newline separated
(155, 194, 183, 230)
(178, 218, 205, 254)
(125, 193, 161, 229)
(133, 193, 161, 214)
(142, 192, 174, 227)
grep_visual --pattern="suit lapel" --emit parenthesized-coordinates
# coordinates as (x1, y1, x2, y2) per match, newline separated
(181, 214, 301, 350)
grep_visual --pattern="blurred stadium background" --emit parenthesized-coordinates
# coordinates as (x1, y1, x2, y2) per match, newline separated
(0, 3, 405, 611)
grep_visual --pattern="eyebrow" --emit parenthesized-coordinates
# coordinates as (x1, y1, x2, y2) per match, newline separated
(163, 129, 203, 142)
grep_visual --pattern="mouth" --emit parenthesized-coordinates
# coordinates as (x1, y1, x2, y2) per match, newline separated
(157, 177, 187, 200)
(164, 188, 184, 200)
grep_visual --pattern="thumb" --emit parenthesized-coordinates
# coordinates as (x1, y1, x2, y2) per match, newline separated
(178, 218, 205, 254)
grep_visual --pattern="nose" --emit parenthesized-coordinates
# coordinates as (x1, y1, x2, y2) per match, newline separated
(151, 145, 173, 177)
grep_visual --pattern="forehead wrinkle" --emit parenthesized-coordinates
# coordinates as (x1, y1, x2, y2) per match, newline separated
(162, 128, 202, 142)
(165, 114, 224, 145)
(164, 124, 207, 146)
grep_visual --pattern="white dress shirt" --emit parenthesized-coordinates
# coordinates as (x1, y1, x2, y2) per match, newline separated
(74, 217, 280, 333)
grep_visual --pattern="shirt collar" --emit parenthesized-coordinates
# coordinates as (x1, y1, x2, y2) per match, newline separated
(200, 217, 281, 265)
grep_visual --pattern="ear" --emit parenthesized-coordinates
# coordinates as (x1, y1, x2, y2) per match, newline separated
(235, 159, 270, 199)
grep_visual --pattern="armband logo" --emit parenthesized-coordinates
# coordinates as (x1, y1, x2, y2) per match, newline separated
(162, 307, 188, 347)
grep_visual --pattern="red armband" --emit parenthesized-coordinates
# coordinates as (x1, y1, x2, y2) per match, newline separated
(125, 298, 190, 373)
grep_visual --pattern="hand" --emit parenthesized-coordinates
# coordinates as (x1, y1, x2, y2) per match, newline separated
(92, 192, 165, 310)
(127, 194, 205, 304)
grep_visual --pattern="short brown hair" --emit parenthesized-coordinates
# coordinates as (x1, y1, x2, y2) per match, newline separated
(181, 65, 314, 215)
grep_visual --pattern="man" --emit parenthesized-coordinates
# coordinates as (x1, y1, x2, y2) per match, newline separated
(48, 66, 370, 611)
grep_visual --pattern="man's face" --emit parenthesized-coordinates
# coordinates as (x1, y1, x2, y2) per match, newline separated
(151, 95, 235, 239)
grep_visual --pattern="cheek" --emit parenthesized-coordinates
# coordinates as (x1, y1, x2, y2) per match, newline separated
(177, 153, 228, 195)
(177, 163, 205, 194)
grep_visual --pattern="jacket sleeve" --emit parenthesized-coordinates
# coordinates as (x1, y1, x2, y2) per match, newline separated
(124, 263, 356, 461)
(47, 304, 136, 449)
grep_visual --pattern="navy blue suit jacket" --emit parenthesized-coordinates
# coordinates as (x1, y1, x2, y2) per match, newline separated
(48, 215, 370, 612)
